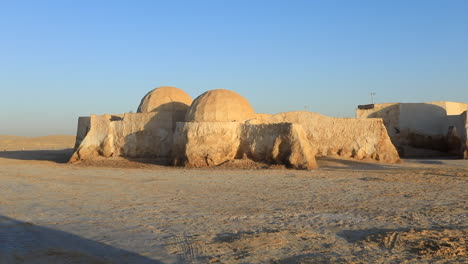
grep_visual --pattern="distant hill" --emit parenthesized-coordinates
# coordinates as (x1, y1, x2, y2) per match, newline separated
(0, 135, 75, 151)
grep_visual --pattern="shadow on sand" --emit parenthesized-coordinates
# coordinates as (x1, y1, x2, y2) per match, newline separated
(0, 215, 162, 264)
(317, 157, 401, 171)
(0, 149, 74, 163)
(337, 225, 466, 243)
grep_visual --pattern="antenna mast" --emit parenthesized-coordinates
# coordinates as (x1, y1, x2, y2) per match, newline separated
(370, 92, 376, 104)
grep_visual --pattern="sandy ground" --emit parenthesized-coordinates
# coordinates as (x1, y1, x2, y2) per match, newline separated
(0, 137, 466, 263)
(0, 135, 75, 151)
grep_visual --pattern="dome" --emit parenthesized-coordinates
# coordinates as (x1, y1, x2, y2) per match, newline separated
(185, 89, 255, 122)
(137, 86, 193, 113)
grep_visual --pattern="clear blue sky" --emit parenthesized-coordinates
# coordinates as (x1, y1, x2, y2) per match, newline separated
(1, 0, 467, 136)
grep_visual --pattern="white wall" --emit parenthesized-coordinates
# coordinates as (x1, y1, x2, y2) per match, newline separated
(399, 103, 449, 135)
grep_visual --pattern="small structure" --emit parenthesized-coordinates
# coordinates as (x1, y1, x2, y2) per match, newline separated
(70, 87, 192, 161)
(71, 87, 401, 168)
(356, 102, 468, 158)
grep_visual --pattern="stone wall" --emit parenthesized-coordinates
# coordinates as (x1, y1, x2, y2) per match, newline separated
(172, 122, 242, 167)
(461, 111, 468, 159)
(357, 102, 468, 158)
(74, 116, 91, 149)
(72, 111, 401, 167)
(70, 111, 179, 162)
(172, 121, 317, 169)
(250, 111, 400, 163)
(356, 103, 400, 137)
(239, 123, 317, 169)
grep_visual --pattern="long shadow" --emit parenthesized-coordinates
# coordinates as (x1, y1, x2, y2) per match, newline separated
(337, 227, 410, 243)
(0, 215, 163, 264)
(317, 157, 401, 171)
(0, 149, 74, 163)
(405, 159, 445, 165)
(337, 225, 467, 243)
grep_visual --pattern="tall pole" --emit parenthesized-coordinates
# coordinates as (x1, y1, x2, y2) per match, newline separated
(370, 92, 376, 104)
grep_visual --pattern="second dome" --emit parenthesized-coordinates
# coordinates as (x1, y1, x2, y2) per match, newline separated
(185, 89, 255, 122)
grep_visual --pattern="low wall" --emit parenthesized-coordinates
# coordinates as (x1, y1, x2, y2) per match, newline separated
(172, 122, 242, 167)
(70, 111, 179, 162)
(356, 103, 400, 139)
(462, 111, 468, 159)
(72, 111, 401, 167)
(250, 111, 400, 163)
(74, 116, 91, 149)
(70, 114, 113, 161)
(356, 102, 468, 158)
(172, 122, 317, 169)
(240, 123, 317, 169)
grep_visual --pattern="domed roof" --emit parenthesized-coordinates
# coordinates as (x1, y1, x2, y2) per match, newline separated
(185, 89, 255, 122)
(137, 86, 193, 113)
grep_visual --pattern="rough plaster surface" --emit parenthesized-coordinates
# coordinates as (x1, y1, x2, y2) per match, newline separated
(172, 122, 317, 169)
(74, 116, 91, 149)
(356, 103, 400, 138)
(71, 88, 401, 167)
(137, 86, 193, 113)
(70, 112, 178, 162)
(240, 123, 317, 169)
(357, 102, 468, 158)
(462, 111, 468, 158)
(249, 111, 400, 163)
(185, 89, 255, 122)
(172, 122, 242, 167)
(72, 111, 400, 168)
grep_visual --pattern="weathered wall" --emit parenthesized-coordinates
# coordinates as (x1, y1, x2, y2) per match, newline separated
(172, 121, 317, 169)
(70, 114, 114, 161)
(172, 122, 242, 167)
(239, 123, 317, 169)
(251, 113, 273, 122)
(356, 103, 400, 138)
(74, 116, 91, 149)
(70, 111, 181, 162)
(72, 111, 400, 166)
(114, 112, 175, 158)
(250, 111, 400, 163)
(357, 101, 468, 158)
(461, 111, 468, 159)
(357, 102, 468, 137)
(356, 103, 398, 119)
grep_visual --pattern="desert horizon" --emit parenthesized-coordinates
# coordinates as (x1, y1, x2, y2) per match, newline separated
(2, 1, 467, 263)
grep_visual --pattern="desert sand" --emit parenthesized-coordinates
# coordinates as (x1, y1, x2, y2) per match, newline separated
(0, 135, 76, 151)
(0, 136, 466, 263)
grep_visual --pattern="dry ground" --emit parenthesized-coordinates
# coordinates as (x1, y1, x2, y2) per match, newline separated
(0, 135, 76, 151)
(0, 136, 466, 263)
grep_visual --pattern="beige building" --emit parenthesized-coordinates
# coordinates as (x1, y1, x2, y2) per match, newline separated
(356, 101, 468, 158)
(71, 87, 401, 169)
